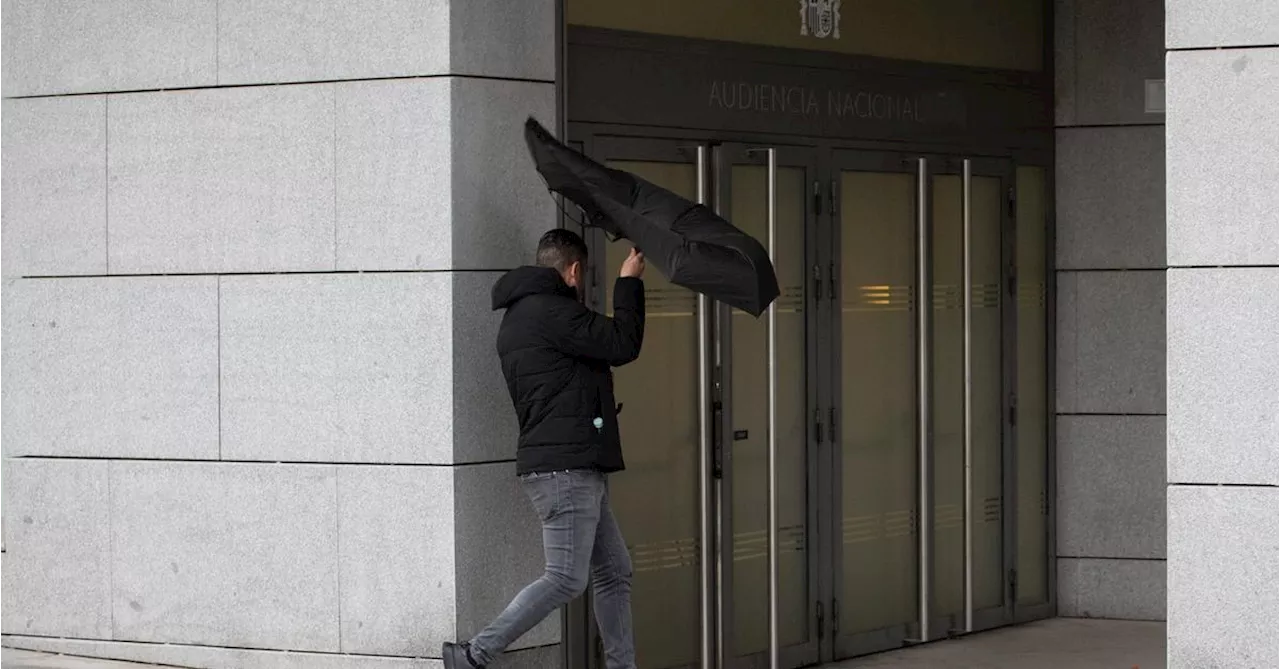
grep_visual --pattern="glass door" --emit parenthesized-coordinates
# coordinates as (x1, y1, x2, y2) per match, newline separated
(829, 153, 922, 657)
(928, 157, 1014, 636)
(828, 151, 1016, 660)
(1012, 162, 1052, 620)
(587, 135, 707, 669)
(714, 144, 821, 669)
(571, 134, 821, 669)
(564, 133, 1044, 669)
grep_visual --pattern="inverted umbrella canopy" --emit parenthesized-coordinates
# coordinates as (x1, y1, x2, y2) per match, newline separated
(523, 117, 780, 318)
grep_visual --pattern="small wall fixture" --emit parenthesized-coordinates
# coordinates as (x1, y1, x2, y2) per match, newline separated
(1144, 79, 1166, 114)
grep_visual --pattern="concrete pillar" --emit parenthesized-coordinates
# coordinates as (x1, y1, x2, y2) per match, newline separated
(2, 2, 560, 667)
(1165, 0, 1279, 666)
(1052, 0, 1168, 620)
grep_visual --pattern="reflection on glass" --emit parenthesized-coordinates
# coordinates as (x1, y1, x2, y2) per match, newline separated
(839, 170, 918, 633)
(1015, 166, 1048, 605)
(931, 174, 1005, 617)
(728, 165, 808, 655)
(604, 160, 700, 669)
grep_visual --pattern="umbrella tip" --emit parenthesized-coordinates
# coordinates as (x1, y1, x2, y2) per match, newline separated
(525, 116, 550, 136)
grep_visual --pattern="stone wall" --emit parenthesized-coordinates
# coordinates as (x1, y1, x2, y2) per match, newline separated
(1, 2, 560, 667)
(1053, 0, 1169, 620)
(1164, 0, 1279, 666)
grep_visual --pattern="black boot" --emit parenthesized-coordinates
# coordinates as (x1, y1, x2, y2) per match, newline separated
(442, 641, 485, 669)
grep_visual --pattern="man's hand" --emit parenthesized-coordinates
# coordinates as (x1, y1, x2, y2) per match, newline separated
(620, 247, 645, 279)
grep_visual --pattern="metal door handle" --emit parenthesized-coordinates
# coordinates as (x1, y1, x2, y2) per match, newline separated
(766, 147, 780, 669)
(915, 157, 933, 644)
(744, 145, 781, 669)
(962, 159, 974, 634)
(695, 145, 717, 669)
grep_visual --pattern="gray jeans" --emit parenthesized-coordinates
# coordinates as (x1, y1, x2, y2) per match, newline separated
(469, 469, 635, 669)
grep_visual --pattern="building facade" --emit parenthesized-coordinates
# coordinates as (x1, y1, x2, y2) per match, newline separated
(1, 1, 1275, 669)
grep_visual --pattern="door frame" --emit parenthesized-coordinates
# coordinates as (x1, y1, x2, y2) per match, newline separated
(1008, 150, 1058, 625)
(561, 125, 1056, 669)
(823, 149, 923, 659)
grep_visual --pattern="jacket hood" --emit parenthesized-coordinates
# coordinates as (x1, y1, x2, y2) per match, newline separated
(492, 266, 578, 310)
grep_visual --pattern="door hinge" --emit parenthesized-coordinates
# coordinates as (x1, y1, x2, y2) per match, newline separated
(1008, 393, 1017, 427)
(812, 264, 823, 302)
(831, 598, 841, 634)
(816, 601, 825, 640)
(1008, 568, 1018, 602)
(829, 178, 838, 215)
(829, 407, 837, 440)
(814, 408, 824, 444)
(829, 263, 837, 303)
(1007, 185, 1016, 218)
(813, 180, 823, 216)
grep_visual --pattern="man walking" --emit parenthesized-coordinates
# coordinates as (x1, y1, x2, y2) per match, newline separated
(443, 229, 645, 669)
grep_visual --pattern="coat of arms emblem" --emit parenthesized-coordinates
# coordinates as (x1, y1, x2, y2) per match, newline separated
(799, 0, 842, 39)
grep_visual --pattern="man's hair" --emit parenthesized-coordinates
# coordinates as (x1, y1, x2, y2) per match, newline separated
(536, 228, 588, 272)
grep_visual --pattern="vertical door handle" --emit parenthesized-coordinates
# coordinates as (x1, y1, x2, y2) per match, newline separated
(961, 159, 975, 634)
(746, 145, 781, 669)
(915, 157, 933, 644)
(694, 145, 716, 669)
(765, 147, 780, 669)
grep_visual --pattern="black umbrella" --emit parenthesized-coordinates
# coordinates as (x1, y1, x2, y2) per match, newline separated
(523, 117, 780, 318)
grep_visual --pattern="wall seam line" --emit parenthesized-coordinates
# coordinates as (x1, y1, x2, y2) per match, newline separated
(104, 97, 110, 274)
(2, 74, 555, 101)
(16, 268, 516, 280)
(1167, 44, 1280, 52)
(451, 466, 461, 643)
(0, 633, 563, 659)
(1070, 273, 1080, 410)
(1057, 556, 1168, 562)
(1055, 123, 1165, 130)
(217, 277, 222, 461)
(332, 85, 339, 271)
(4, 455, 518, 468)
(1054, 414, 1167, 419)
(335, 467, 343, 653)
(1070, 0, 1079, 124)
(214, 0, 220, 86)
(1167, 482, 1279, 488)
(107, 463, 116, 640)
(1166, 264, 1280, 270)
(1055, 268, 1170, 273)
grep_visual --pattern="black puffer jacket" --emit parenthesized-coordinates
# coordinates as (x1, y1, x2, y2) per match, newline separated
(491, 266, 645, 475)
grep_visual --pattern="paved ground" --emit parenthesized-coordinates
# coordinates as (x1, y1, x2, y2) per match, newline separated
(2, 649, 179, 669)
(4, 619, 1165, 668)
(0, 649, 152, 669)
(836, 618, 1165, 669)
